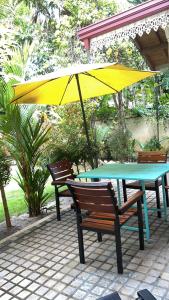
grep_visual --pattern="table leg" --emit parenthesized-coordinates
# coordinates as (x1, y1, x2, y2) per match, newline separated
(117, 179, 121, 206)
(162, 175, 167, 220)
(140, 181, 150, 240)
(164, 174, 169, 207)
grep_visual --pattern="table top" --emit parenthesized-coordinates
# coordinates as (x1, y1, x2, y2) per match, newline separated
(77, 163, 169, 181)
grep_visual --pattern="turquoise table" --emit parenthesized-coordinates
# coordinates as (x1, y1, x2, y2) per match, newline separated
(77, 163, 169, 240)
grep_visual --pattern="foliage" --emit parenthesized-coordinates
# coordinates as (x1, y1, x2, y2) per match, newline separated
(137, 136, 162, 151)
(0, 0, 117, 77)
(1, 0, 169, 174)
(161, 70, 169, 92)
(0, 77, 51, 216)
(0, 189, 27, 223)
(92, 124, 110, 162)
(47, 101, 98, 167)
(0, 184, 55, 223)
(129, 106, 153, 117)
(105, 128, 136, 162)
(0, 146, 11, 187)
(95, 95, 118, 122)
(127, 0, 148, 4)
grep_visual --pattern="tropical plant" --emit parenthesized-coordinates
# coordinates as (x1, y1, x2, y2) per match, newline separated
(0, 78, 51, 216)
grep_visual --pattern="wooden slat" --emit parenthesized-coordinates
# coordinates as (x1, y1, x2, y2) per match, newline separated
(76, 195, 113, 206)
(81, 212, 135, 231)
(78, 202, 113, 213)
(125, 179, 162, 188)
(48, 165, 73, 174)
(69, 181, 112, 188)
(73, 186, 114, 197)
(52, 170, 73, 179)
(49, 160, 72, 169)
(47, 159, 74, 182)
(90, 209, 136, 222)
(59, 190, 71, 196)
(81, 220, 114, 232)
(75, 195, 113, 204)
(84, 217, 114, 225)
(51, 166, 73, 174)
(138, 151, 167, 163)
(82, 209, 136, 231)
(90, 212, 116, 220)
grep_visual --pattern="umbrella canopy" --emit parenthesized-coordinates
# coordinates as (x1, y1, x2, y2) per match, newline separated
(12, 63, 156, 105)
(12, 62, 157, 168)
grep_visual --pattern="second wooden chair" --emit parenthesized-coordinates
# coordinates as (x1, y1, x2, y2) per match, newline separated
(122, 151, 168, 218)
(47, 160, 76, 220)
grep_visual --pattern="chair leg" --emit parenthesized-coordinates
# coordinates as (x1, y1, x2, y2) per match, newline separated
(137, 199, 144, 250)
(114, 221, 123, 274)
(77, 223, 85, 264)
(55, 186, 61, 221)
(155, 181, 161, 218)
(97, 232, 102, 242)
(122, 179, 127, 202)
(164, 174, 169, 207)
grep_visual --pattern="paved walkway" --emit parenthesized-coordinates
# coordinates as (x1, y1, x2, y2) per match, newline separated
(0, 192, 169, 300)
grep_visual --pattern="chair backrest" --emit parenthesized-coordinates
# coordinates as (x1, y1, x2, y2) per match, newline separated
(66, 180, 118, 214)
(47, 160, 74, 182)
(137, 151, 167, 164)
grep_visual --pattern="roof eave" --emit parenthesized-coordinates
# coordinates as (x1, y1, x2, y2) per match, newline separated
(77, 0, 169, 49)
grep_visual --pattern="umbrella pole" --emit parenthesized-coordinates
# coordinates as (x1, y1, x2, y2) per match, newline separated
(75, 74, 94, 169)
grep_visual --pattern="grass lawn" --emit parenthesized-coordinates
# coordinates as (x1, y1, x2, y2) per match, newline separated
(0, 184, 55, 223)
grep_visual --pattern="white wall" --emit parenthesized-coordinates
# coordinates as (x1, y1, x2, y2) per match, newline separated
(126, 117, 169, 145)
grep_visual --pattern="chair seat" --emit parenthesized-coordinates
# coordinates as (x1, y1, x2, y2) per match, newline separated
(51, 181, 72, 197)
(125, 179, 162, 189)
(81, 208, 137, 232)
(59, 189, 72, 197)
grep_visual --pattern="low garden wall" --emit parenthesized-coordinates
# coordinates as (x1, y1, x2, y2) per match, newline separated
(126, 117, 169, 144)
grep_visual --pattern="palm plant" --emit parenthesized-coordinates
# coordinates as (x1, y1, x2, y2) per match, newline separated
(0, 78, 51, 216)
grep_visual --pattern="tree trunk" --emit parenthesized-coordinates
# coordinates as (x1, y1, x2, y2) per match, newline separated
(0, 185, 12, 228)
(113, 92, 127, 132)
(28, 201, 41, 217)
(154, 76, 160, 142)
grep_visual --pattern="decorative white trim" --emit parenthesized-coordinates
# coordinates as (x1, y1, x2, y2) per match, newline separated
(90, 10, 169, 52)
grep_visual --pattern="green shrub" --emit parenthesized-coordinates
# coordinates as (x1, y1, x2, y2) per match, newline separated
(138, 136, 162, 151)
(105, 128, 136, 162)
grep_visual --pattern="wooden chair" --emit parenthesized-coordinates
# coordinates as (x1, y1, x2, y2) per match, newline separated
(66, 180, 144, 274)
(122, 151, 168, 218)
(47, 160, 76, 220)
(98, 289, 157, 300)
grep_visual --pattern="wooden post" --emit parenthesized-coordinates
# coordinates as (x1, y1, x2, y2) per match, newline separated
(0, 185, 12, 228)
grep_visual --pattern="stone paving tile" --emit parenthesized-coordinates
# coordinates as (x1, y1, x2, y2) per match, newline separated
(0, 191, 169, 299)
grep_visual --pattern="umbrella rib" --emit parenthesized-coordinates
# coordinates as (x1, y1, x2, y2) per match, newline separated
(59, 75, 74, 105)
(11, 78, 57, 103)
(84, 72, 119, 93)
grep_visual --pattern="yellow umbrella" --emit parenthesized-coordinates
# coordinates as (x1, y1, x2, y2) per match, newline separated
(12, 62, 157, 167)
(12, 63, 156, 105)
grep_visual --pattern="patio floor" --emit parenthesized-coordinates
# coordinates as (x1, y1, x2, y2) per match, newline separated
(0, 191, 169, 300)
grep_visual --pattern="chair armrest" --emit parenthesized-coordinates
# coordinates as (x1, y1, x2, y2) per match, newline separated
(119, 191, 144, 214)
(51, 180, 67, 186)
(52, 175, 77, 186)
